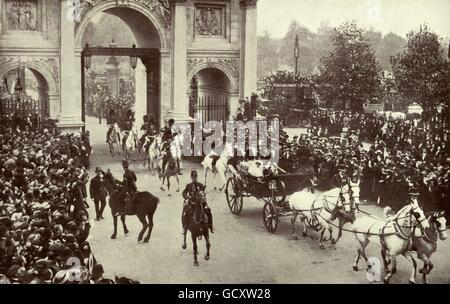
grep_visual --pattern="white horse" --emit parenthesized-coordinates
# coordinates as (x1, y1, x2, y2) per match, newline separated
(170, 132, 183, 173)
(122, 125, 139, 161)
(289, 184, 354, 249)
(142, 134, 162, 175)
(201, 143, 233, 191)
(107, 123, 121, 156)
(407, 211, 447, 284)
(351, 198, 430, 284)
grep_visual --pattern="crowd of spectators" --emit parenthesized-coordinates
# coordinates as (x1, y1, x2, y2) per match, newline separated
(85, 80, 135, 121)
(0, 115, 129, 284)
(278, 110, 449, 214)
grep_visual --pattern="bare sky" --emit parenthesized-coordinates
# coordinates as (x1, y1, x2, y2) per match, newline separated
(257, 0, 450, 39)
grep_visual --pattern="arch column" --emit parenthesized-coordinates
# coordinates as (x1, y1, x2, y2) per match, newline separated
(135, 60, 147, 127)
(239, 0, 258, 99)
(169, 0, 193, 123)
(57, 0, 83, 132)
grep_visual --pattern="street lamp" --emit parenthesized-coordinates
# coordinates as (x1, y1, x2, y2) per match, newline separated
(130, 44, 138, 70)
(389, 88, 398, 111)
(14, 65, 23, 100)
(294, 34, 300, 105)
(83, 43, 92, 69)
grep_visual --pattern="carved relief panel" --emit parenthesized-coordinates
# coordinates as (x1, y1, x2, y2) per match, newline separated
(194, 3, 227, 39)
(4, 0, 40, 31)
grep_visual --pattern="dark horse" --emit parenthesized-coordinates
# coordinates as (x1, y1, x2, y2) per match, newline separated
(182, 191, 211, 266)
(103, 171, 159, 243)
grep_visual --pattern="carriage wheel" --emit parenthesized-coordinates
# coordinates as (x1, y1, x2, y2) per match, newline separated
(273, 180, 286, 205)
(225, 177, 243, 215)
(263, 201, 278, 233)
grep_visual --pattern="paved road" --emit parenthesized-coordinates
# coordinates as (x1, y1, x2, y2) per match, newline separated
(83, 117, 450, 284)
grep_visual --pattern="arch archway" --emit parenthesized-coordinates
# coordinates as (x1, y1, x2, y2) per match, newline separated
(0, 59, 59, 118)
(75, 1, 169, 49)
(189, 66, 239, 123)
(75, 1, 169, 128)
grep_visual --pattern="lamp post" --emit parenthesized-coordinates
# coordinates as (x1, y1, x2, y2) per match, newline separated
(14, 63, 23, 115)
(294, 34, 300, 105)
(389, 88, 397, 111)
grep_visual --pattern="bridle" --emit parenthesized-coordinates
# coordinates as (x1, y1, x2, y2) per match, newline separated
(422, 213, 447, 243)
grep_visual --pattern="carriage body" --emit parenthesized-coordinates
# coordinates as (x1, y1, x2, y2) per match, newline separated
(225, 164, 315, 233)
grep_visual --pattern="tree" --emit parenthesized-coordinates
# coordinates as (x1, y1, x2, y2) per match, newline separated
(257, 31, 279, 78)
(390, 24, 450, 116)
(378, 33, 406, 72)
(317, 22, 381, 111)
(278, 21, 316, 75)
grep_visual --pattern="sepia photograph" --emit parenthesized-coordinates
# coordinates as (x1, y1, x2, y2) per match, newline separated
(0, 0, 449, 291)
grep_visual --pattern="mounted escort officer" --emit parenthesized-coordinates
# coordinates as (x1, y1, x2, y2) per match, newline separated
(121, 160, 137, 207)
(121, 109, 135, 147)
(181, 170, 214, 233)
(139, 115, 158, 150)
(106, 109, 117, 143)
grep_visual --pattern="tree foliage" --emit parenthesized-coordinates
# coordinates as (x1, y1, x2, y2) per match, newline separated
(391, 24, 450, 113)
(317, 22, 381, 111)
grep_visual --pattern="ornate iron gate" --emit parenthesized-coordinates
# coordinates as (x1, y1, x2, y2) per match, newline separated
(193, 95, 230, 126)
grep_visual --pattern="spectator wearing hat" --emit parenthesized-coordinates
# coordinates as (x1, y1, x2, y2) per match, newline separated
(89, 167, 107, 221)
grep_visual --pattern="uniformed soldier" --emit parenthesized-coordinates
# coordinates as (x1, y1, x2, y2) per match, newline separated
(160, 134, 172, 176)
(181, 170, 214, 233)
(122, 160, 137, 200)
(106, 109, 117, 143)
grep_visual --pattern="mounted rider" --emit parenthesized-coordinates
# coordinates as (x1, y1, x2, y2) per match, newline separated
(161, 118, 182, 175)
(139, 115, 158, 149)
(121, 109, 135, 146)
(120, 160, 137, 211)
(106, 109, 117, 143)
(181, 170, 214, 233)
(159, 131, 173, 175)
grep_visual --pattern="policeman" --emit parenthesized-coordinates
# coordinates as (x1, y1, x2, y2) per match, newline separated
(181, 170, 214, 233)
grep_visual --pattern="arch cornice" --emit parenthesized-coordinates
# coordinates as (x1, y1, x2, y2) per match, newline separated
(74, 0, 170, 49)
(0, 57, 59, 94)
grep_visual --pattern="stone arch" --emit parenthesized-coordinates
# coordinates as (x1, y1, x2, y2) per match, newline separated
(0, 58, 58, 95)
(74, 0, 169, 50)
(0, 58, 59, 118)
(188, 62, 239, 92)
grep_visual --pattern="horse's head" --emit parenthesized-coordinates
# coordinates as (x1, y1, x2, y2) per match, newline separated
(103, 170, 117, 192)
(430, 211, 447, 241)
(338, 184, 352, 213)
(407, 199, 430, 230)
(349, 180, 360, 210)
(191, 190, 208, 224)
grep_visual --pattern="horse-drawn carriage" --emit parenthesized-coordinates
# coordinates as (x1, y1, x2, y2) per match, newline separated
(225, 162, 315, 233)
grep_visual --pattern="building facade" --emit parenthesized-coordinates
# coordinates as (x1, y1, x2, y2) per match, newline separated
(0, 0, 257, 130)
